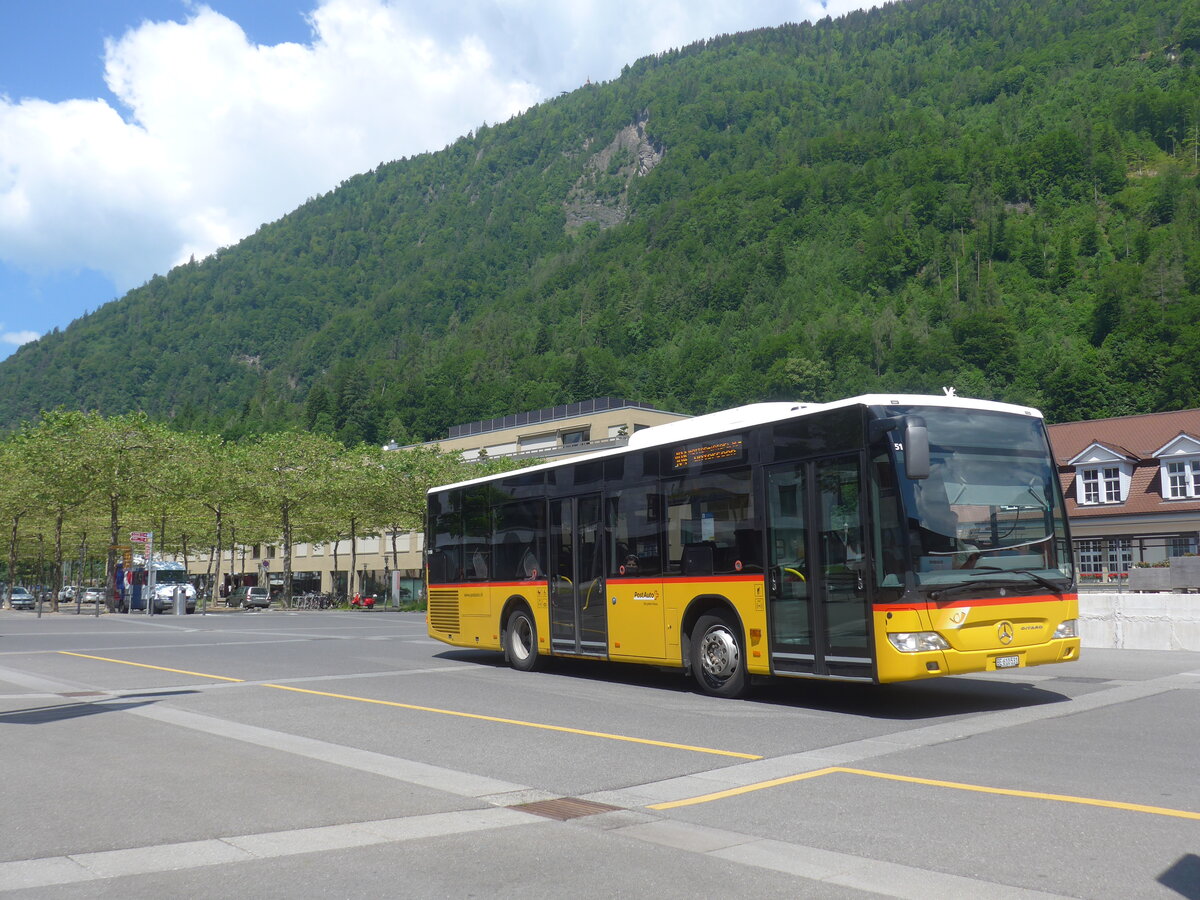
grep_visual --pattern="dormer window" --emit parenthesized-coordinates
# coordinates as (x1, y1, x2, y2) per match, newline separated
(1069, 443, 1132, 506)
(1080, 466, 1123, 504)
(1165, 459, 1200, 499)
(1154, 434, 1200, 501)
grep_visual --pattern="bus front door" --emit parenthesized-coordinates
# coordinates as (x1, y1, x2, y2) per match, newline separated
(549, 495, 607, 657)
(767, 455, 871, 679)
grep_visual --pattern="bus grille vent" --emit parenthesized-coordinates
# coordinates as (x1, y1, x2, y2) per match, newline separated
(428, 590, 460, 633)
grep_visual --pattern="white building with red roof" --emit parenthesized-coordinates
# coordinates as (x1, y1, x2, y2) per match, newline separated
(1047, 408, 1200, 582)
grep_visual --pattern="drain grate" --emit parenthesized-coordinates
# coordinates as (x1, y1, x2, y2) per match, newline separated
(511, 797, 620, 821)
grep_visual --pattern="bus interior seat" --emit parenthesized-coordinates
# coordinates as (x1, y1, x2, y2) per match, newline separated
(470, 549, 488, 579)
(520, 547, 541, 579)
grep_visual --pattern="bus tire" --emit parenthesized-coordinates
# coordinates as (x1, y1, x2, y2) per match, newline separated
(690, 613, 747, 698)
(505, 607, 540, 672)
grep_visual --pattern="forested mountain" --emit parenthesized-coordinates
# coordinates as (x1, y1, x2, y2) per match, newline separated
(2, 0, 1198, 442)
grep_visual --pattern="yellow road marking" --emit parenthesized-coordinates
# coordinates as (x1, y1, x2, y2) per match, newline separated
(651, 766, 1200, 820)
(53, 651, 760, 760)
(263, 683, 761, 759)
(836, 767, 1200, 821)
(57, 652, 245, 683)
(649, 768, 842, 808)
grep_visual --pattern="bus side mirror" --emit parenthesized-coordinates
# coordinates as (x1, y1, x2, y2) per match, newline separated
(904, 417, 929, 480)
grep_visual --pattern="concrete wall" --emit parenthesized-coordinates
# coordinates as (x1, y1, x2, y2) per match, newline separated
(1080, 592, 1200, 651)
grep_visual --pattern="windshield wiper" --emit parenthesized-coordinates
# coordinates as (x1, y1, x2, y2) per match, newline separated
(925, 534, 1054, 557)
(930, 567, 1066, 602)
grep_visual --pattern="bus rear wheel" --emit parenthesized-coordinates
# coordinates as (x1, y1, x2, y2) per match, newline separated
(505, 608, 540, 672)
(690, 614, 747, 698)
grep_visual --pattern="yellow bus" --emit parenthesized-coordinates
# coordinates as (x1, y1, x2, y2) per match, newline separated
(426, 394, 1079, 697)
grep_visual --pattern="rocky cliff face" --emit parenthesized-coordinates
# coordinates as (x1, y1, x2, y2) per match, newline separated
(564, 114, 663, 231)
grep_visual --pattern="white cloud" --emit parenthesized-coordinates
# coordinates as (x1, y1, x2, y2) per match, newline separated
(0, 0, 880, 301)
(0, 0, 540, 292)
(1, 329, 40, 348)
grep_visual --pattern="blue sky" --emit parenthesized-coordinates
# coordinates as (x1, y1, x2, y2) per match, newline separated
(0, 1, 872, 361)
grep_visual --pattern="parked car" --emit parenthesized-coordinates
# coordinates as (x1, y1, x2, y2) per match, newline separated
(82, 587, 105, 604)
(9, 586, 35, 610)
(58, 585, 77, 602)
(228, 586, 271, 609)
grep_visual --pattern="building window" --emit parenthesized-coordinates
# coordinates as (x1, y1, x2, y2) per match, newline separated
(1077, 538, 1130, 581)
(1169, 536, 1199, 557)
(561, 428, 590, 445)
(1081, 470, 1099, 504)
(1103, 468, 1121, 503)
(1163, 460, 1200, 499)
(1109, 539, 1132, 578)
(1077, 540, 1102, 577)
(1167, 461, 1189, 498)
(1079, 466, 1124, 505)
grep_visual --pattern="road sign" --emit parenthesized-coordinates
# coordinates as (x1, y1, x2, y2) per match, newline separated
(130, 532, 150, 544)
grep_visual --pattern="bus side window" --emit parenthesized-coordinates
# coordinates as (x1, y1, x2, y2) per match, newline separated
(492, 499, 546, 581)
(428, 550, 453, 585)
(665, 469, 754, 577)
(606, 485, 663, 578)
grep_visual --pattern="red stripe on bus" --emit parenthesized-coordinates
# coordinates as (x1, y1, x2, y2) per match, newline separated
(432, 575, 765, 589)
(430, 581, 546, 589)
(627, 575, 763, 584)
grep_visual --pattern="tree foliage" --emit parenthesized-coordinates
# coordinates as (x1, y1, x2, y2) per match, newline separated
(0, 413, 499, 604)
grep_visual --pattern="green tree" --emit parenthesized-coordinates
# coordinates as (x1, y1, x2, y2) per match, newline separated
(1051, 233, 1076, 292)
(81, 414, 175, 611)
(235, 431, 342, 605)
(0, 434, 38, 607)
(17, 411, 97, 610)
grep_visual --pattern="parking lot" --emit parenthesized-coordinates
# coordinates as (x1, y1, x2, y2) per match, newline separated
(1, 608, 1198, 899)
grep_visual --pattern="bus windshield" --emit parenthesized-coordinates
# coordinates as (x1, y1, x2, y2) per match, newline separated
(891, 406, 1072, 590)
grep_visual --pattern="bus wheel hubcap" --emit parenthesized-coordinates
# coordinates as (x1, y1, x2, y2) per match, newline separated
(700, 628, 738, 680)
(513, 620, 531, 658)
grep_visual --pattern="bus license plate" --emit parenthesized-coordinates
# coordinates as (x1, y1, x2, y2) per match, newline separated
(995, 655, 1020, 669)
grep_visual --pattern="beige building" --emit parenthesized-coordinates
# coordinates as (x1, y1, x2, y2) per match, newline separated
(193, 398, 688, 604)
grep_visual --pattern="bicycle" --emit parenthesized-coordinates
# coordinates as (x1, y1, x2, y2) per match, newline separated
(291, 592, 320, 610)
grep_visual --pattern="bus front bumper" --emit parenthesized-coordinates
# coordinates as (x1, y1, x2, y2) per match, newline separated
(877, 637, 1080, 683)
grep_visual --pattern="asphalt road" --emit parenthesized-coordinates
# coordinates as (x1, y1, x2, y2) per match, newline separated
(0, 608, 1197, 899)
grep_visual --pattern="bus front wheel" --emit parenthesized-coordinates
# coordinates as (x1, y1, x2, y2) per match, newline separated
(690, 614, 747, 698)
(505, 608, 540, 672)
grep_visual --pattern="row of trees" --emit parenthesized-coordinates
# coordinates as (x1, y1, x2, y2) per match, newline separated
(0, 410, 506, 610)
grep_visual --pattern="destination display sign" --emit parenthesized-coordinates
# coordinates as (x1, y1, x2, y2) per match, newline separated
(672, 435, 746, 470)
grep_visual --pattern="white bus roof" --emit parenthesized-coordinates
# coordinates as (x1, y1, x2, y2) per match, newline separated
(429, 393, 1044, 495)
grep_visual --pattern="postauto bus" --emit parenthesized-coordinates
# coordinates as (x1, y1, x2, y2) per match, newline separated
(425, 394, 1079, 697)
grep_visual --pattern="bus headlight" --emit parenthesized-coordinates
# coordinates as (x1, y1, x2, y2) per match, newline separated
(1053, 619, 1078, 639)
(888, 632, 950, 653)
